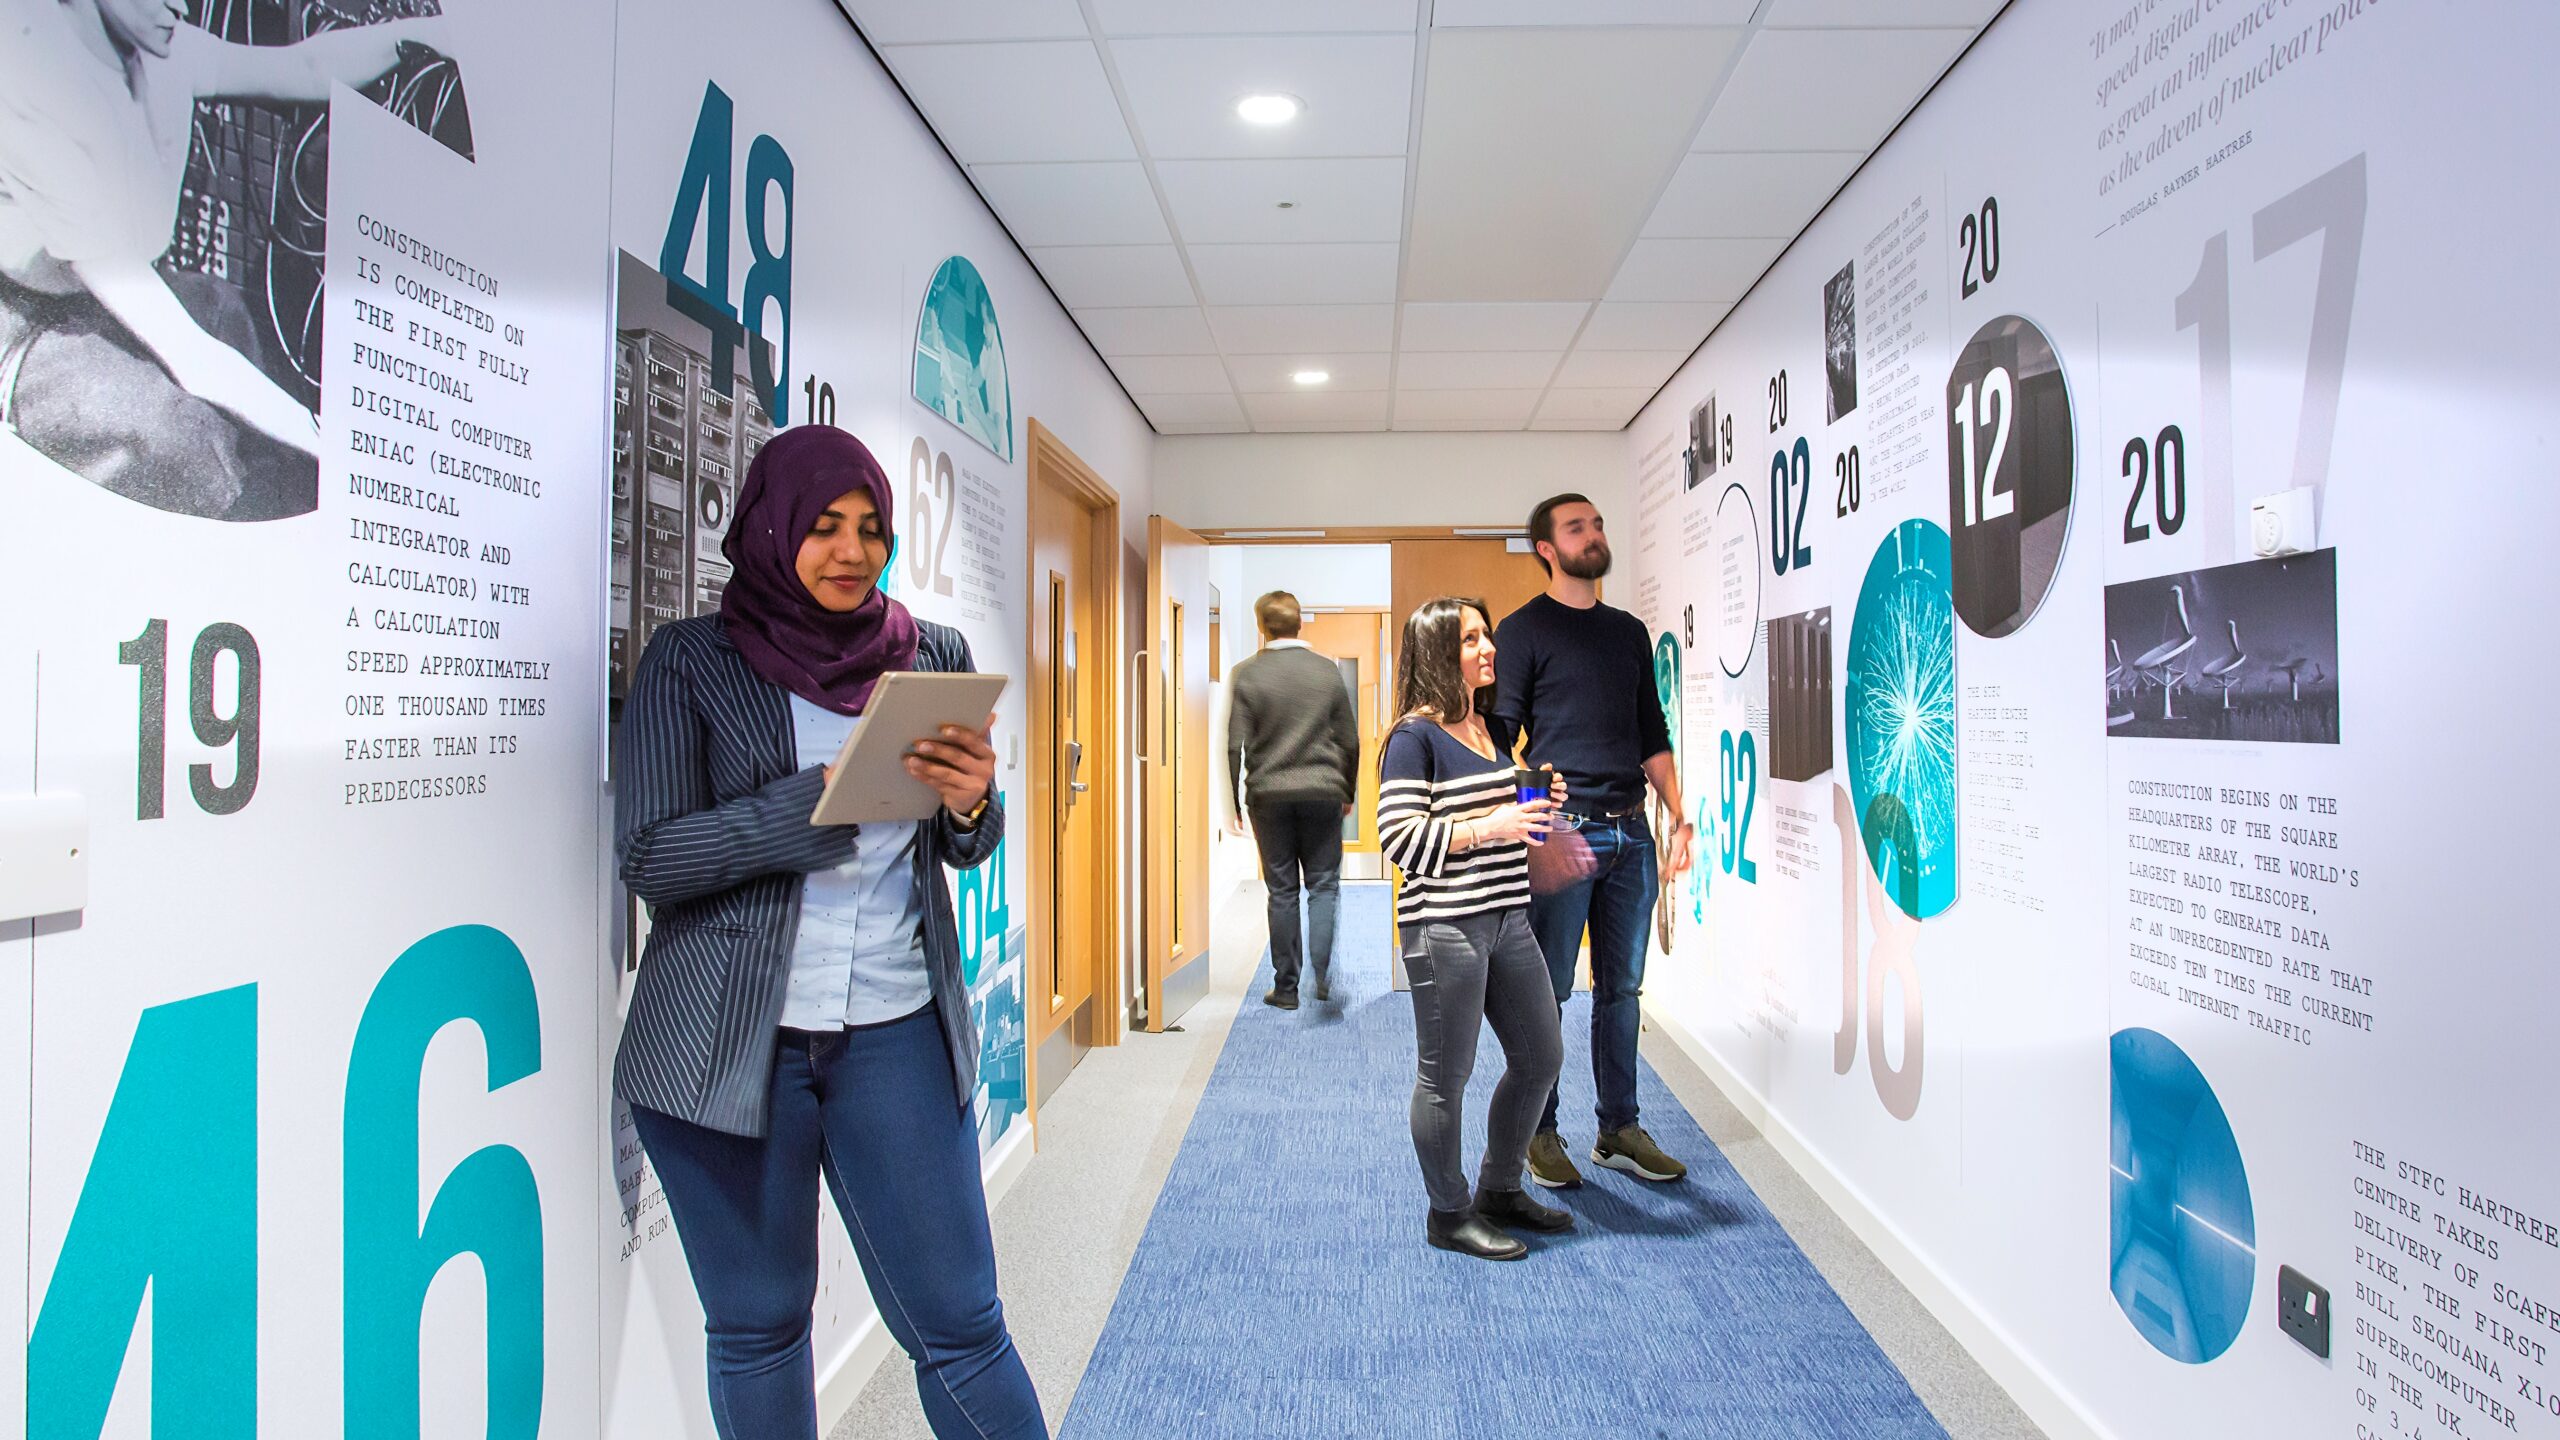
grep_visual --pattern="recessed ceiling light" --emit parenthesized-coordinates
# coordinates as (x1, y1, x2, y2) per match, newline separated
(1236, 93, 1304, 126)
(1292, 369, 1331, 386)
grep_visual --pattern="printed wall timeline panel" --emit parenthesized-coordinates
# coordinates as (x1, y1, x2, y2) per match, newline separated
(1626, 2, 2560, 1436)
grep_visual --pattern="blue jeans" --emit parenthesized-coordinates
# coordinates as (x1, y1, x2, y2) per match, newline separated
(1530, 814, 1659, 1135)
(632, 1005, 1046, 1440)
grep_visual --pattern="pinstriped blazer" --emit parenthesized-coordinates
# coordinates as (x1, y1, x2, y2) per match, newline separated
(612, 614, 1003, 1138)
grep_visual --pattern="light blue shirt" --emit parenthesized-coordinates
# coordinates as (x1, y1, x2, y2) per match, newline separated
(781, 693, 932, 1028)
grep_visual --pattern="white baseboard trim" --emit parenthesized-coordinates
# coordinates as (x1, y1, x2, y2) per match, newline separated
(1644, 1003, 2110, 1440)
(813, 1122, 1040, 1429)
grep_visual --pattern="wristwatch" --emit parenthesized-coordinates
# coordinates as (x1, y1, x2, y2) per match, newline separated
(949, 791, 993, 831)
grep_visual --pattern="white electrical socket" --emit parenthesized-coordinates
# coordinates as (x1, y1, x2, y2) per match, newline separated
(2251, 487, 2317, 557)
(0, 793, 88, 922)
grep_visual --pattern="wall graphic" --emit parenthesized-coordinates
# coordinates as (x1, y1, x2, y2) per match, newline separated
(914, 254, 1012, 462)
(2, 2, 617, 1433)
(1844, 518, 1957, 921)
(2112, 1026, 2256, 1365)
(0, 0, 1147, 1434)
(1625, 2, 2559, 1436)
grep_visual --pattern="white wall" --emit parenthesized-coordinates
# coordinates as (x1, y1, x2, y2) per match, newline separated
(1624, 2, 2558, 1438)
(1238, 545, 1393, 611)
(1155, 431, 1628, 533)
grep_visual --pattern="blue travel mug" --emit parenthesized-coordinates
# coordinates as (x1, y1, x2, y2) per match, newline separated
(1515, 767, 1553, 845)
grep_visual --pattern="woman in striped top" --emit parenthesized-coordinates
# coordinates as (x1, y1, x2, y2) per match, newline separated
(1379, 596, 1575, 1259)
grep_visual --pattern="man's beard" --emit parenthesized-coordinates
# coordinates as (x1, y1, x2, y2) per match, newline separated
(1559, 542, 1612, 581)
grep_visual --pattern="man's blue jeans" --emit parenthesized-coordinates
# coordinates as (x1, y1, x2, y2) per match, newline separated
(632, 1005, 1046, 1440)
(1529, 814, 1659, 1136)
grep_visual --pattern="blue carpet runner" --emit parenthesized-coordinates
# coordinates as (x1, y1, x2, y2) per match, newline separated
(1059, 883, 1951, 1439)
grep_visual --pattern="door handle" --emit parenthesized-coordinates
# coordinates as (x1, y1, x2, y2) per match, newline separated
(1066, 740, 1088, 799)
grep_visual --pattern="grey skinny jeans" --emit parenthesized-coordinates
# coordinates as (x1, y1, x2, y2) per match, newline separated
(1401, 907, 1565, 1213)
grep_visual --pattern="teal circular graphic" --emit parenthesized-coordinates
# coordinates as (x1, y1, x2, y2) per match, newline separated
(1653, 632, 1684, 952)
(1845, 518, 1958, 920)
(1652, 632, 1682, 756)
(2111, 1027, 2254, 1363)
(914, 256, 1013, 461)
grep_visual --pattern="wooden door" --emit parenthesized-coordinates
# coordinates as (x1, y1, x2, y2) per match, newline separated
(1389, 538, 1556, 662)
(1145, 516, 1215, 1031)
(1296, 610, 1389, 859)
(1026, 422, 1122, 1122)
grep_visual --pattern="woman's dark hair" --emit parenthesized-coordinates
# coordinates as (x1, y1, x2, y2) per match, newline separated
(1395, 596, 1494, 725)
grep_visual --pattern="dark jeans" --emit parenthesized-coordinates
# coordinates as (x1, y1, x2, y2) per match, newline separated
(1529, 814, 1659, 1135)
(631, 1005, 1046, 1440)
(1401, 908, 1564, 1211)
(1252, 797, 1344, 992)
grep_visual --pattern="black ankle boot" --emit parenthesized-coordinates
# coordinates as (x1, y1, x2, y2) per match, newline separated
(1476, 1186, 1575, 1233)
(1426, 1206, 1528, 1260)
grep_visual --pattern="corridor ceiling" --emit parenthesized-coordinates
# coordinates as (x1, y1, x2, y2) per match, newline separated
(836, 0, 2003, 434)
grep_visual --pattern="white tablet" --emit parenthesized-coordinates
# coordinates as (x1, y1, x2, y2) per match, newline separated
(809, 671, 1009, 826)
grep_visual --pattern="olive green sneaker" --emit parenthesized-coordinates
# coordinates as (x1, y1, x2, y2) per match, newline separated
(1592, 1125, 1688, 1182)
(1526, 1131, 1583, 1189)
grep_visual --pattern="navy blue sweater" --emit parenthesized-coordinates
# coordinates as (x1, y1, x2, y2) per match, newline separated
(1489, 594, 1671, 815)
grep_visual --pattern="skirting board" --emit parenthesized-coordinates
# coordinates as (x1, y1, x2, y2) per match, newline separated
(1642, 1001, 2109, 1440)
(813, 1121, 1039, 1427)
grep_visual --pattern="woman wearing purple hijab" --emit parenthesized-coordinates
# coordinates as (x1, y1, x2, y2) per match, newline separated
(612, 425, 1045, 1439)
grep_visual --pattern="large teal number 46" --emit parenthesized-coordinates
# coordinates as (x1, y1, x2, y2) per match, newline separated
(661, 81, 794, 426)
(27, 927, 546, 1440)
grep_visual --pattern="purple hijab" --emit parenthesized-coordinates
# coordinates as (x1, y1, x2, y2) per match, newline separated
(718, 425, 921, 715)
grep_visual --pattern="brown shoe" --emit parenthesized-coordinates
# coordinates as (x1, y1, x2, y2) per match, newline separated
(1591, 1125, 1688, 1182)
(1526, 1131, 1583, 1189)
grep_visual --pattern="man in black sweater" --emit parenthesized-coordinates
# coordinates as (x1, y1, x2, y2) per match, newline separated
(1493, 494, 1697, 1188)
(1227, 591, 1361, 1008)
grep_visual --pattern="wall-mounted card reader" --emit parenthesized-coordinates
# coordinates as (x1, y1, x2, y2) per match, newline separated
(2279, 1265, 2331, 1359)
(0, 794, 88, 922)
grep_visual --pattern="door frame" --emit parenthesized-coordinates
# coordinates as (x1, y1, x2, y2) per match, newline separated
(1024, 418, 1125, 1107)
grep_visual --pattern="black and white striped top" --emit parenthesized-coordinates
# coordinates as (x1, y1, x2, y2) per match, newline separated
(1379, 718, 1531, 926)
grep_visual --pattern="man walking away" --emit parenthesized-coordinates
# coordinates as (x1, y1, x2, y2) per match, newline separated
(1227, 591, 1361, 1009)
(1492, 495, 1698, 1187)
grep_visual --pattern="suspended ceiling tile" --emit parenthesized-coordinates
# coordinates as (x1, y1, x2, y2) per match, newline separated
(1109, 354, 1235, 395)
(1578, 300, 1731, 350)
(1643, 150, 1862, 238)
(1208, 304, 1398, 353)
(1760, 0, 2006, 26)
(1528, 415, 1627, 430)
(1188, 243, 1402, 306)
(1552, 348, 1688, 389)
(1605, 236, 1785, 302)
(1155, 158, 1408, 244)
(1155, 421, 1255, 434)
(1431, 0, 1757, 24)
(1535, 386, 1654, 423)
(1224, 352, 1395, 392)
(1072, 305, 1219, 355)
(880, 42, 1135, 164)
(841, 0, 1087, 45)
(1242, 390, 1394, 428)
(1692, 28, 1971, 153)
(1025, 245, 1198, 308)
(1403, 26, 1741, 302)
(1110, 35, 1416, 160)
(1396, 301, 1589, 351)
(970, 162, 1171, 246)
(1136, 392, 1249, 426)
(1093, 0, 1417, 35)
(1394, 351, 1563, 390)
(1393, 390, 1542, 424)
